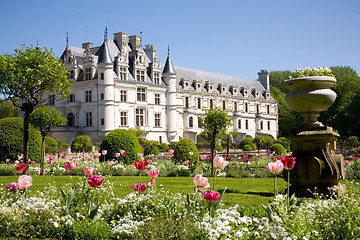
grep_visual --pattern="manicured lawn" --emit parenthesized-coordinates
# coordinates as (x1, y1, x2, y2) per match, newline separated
(0, 175, 288, 208)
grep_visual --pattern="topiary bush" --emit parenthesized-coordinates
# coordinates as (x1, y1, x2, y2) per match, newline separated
(0, 117, 41, 162)
(172, 138, 199, 165)
(239, 137, 256, 151)
(45, 136, 57, 154)
(276, 137, 290, 150)
(269, 143, 286, 155)
(242, 144, 253, 151)
(144, 144, 160, 156)
(100, 129, 143, 163)
(158, 143, 169, 152)
(216, 144, 224, 152)
(71, 135, 93, 153)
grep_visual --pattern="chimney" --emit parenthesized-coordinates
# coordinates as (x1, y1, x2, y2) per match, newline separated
(258, 70, 270, 91)
(129, 35, 141, 51)
(82, 42, 93, 49)
(114, 32, 127, 51)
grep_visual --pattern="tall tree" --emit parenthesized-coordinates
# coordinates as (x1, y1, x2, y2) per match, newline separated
(30, 106, 66, 175)
(199, 108, 233, 177)
(0, 45, 72, 162)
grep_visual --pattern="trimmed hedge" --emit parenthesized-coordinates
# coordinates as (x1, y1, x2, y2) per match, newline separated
(71, 135, 93, 153)
(242, 144, 253, 151)
(270, 143, 286, 155)
(216, 144, 224, 152)
(172, 138, 199, 165)
(100, 129, 143, 163)
(144, 145, 160, 156)
(240, 137, 256, 151)
(0, 117, 41, 162)
(45, 136, 58, 154)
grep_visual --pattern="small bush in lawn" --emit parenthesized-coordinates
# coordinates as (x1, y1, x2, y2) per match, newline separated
(172, 138, 199, 165)
(71, 135, 93, 153)
(45, 136, 58, 154)
(100, 129, 143, 163)
(143, 140, 160, 156)
(242, 144, 253, 151)
(276, 137, 290, 150)
(0, 117, 41, 162)
(158, 142, 169, 152)
(240, 137, 256, 151)
(270, 143, 286, 155)
(216, 144, 224, 152)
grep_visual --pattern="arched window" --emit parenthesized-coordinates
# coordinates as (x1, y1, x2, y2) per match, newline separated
(238, 119, 241, 129)
(210, 99, 213, 109)
(67, 113, 75, 127)
(189, 116, 193, 128)
(185, 97, 189, 108)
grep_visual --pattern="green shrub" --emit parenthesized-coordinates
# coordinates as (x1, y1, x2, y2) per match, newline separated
(216, 144, 224, 152)
(242, 144, 253, 151)
(269, 143, 286, 155)
(0, 117, 41, 162)
(158, 142, 169, 152)
(45, 136, 58, 154)
(172, 138, 199, 165)
(196, 142, 204, 150)
(239, 137, 252, 148)
(100, 129, 143, 163)
(144, 145, 160, 156)
(276, 137, 290, 150)
(71, 135, 93, 153)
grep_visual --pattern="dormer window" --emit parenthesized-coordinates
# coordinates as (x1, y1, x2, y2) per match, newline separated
(85, 68, 92, 80)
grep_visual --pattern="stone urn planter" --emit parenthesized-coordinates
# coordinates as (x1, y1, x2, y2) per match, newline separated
(283, 76, 345, 197)
(283, 76, 337, 126)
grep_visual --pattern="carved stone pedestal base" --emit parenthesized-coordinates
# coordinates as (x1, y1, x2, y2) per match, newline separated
(286, 125, 346, 198)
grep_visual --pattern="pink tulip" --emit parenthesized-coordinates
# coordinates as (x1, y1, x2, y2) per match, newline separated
(31, 161, 35, 164)
(83, 166, 94, 175)
(123, 153, 127, 156)
(200, 155, 207, 160)
(14, 163, 27, 173)
(147, 169, 159, 179)
(108, 160, 115, 166)
(64, 162, 77, 172)
(168, 149, 174, 154)
(137, 153, 143, 157)
(147, 160, 152, 164)
(213, 155, 229, 170)
(344, 160, 351, 165)
(5, 159, 10, 162)
(131, 183, 147, 192)
(189, 152, 194, 156)
(18, 175, 32, 189)
(27, 159, 31, 163)
(120, 150, 125, 155)
(102, 150, 107, 155)
(115, 153, 120, 158)
(17, 155, 23, 160)
(185, 160, 190, 164)
(87, 174, 104, 188)
(95, 153, 101, 157)
(267, 160, 284, 175)
(202, 190, 221, 202)
(193, 174, 210, 192)
(148, 179, 156, 187)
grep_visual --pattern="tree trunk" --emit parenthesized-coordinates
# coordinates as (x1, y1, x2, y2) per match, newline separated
(210, 142, 215, 177)
(226, 135, 230, 158)
(41, 135, 46, 175)
(23, 110, 30, 164)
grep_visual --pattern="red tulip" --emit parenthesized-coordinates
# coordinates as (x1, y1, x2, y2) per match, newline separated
(202, 190, 221, 202)
(280, 156, 296, 170)
(14, 163, 27, 173)
(134, 160, 149, 171)
(131, 183, 147, 192)
(87, 174, 104, 188)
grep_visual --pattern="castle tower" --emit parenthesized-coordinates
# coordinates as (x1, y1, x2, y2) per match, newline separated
(163, 50, 177, 142)
(97, 38, 114, 131)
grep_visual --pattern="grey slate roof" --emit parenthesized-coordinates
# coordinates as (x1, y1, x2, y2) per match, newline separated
(172, 66, 265, 90)
(97, 40, 112, 64)
(163, 55, 176, 75)
(95, 38, 120, 63)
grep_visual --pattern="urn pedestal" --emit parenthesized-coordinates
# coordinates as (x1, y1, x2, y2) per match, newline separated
(283, 76, 345, 197)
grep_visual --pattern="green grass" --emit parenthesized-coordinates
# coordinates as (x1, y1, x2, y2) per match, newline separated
(0, 175, 288, 208)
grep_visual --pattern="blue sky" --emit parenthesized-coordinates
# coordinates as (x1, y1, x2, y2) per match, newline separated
(1, 0, 359, 80)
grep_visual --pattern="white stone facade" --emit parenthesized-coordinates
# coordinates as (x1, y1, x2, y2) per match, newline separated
(51, 31, 278, 146)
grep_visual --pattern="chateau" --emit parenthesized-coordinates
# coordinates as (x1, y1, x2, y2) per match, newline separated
(51, 30, 278, 146)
